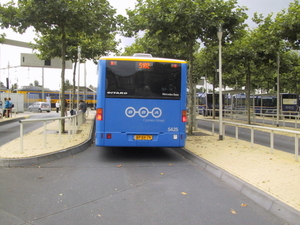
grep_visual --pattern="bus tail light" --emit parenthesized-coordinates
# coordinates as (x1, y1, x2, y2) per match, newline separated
(96, 108, 103, 121)
(106, 133, 112, 139)
(182, 110, 187, 122)
(110, 61, 117, 66)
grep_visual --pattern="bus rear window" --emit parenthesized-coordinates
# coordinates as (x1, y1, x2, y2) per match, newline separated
(105, 60, 181, 100)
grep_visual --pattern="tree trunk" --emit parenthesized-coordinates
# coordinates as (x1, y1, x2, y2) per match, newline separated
(212, 74, 216, 119)
(246, 60, 251, 124)
(72, 61, 77, 110)
(60, 25, 67, 133)
(187, 38, 195, 135)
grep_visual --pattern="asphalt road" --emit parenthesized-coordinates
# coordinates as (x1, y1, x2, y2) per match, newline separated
(0, 145, 287, 225)
(0, 112, 59, 146)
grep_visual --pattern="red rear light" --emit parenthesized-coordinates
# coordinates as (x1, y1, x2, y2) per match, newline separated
(182, 110, 187, 122)
(106, 133, 112, 139)
(96, 108, 103, 121)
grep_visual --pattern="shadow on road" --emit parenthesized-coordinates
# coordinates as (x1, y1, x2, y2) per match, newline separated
(99, 147, 184, 164)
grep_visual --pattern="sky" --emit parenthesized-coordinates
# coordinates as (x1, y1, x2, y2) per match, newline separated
(0, 0, 295, 90)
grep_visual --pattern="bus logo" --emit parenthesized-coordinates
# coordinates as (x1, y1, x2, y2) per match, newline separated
(125, 107, 162, 118)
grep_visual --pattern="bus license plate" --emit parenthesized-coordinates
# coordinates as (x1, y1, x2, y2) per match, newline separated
(134, 135, 153, 140)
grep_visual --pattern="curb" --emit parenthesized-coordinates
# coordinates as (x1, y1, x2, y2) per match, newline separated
(174, 147, 300, 225)
(0, 117, 28, 125)
(0, 120, 95, 167)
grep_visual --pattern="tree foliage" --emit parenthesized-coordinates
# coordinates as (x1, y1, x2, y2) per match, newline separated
(124, 0, 248, 134)
(192, 0, 300, 124)
(196, 2, 300, 89)
(28, 0, 118, 110)
(121, 31, 195, 59)
(2, 0, 300, 131)
(276, 0, 300, 50)
(3, 0, 118, 132)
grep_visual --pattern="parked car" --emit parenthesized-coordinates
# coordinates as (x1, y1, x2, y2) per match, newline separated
(28, 102, 51, 113)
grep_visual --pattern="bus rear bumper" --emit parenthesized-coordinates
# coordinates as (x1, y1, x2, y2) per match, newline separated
(95, 132, 186, 147)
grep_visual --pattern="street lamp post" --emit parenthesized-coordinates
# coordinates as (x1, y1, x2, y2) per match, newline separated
(217, 27, 223, 140)
(77, 46, 81, 112)
(276, 53, 280, 127)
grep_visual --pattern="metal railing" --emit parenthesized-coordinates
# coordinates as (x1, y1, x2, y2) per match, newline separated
(201, 108, 300, 128)
(19, 111, 86, 154)
(196, 117, 300, 162)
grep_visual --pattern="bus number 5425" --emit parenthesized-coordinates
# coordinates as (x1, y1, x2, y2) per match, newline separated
(168, 127, 178, 132)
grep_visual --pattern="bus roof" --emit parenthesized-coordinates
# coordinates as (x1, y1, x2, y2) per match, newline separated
(99, 55, 187, 64)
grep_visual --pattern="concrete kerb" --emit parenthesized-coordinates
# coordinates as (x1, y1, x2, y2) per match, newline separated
(0, 116, 29, 125)
(174, 147, 300, 225)
(0, 120, 95, 167)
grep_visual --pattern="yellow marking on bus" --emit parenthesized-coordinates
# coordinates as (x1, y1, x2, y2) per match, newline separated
(100, 57, 187, 64)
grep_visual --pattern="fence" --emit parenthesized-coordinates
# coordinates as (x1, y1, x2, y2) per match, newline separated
(201, 108, 300, 127)
(19, 111, 86, 154)
(0, 93, 25, 113)
(195, 117, 300, 162)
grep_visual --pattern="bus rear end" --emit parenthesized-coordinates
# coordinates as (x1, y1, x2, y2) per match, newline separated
(95, 56, 187, 147)
(281, 93, 299, 115)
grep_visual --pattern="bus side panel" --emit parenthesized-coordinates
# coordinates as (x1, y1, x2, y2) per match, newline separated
(95, 60, 107, 146)
(180, 63, 187, 146)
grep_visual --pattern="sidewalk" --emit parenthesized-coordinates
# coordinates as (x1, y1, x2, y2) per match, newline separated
(0, 111, 95, 163)
(181, 130, 300, 224)
(0, 111, 31, 124)
(0, 112, 299, 224)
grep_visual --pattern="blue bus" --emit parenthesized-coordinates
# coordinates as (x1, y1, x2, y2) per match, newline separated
(232, 93, 299, 114)
(232, 93, 277, 114)
(95, 54, 188, 147)
(281, 93, 299, 115)
(196, 93, 225, 116)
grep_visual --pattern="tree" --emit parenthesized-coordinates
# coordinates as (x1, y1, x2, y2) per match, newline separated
(121, 30, 193, 59)
(11, 83, 18, 90)
(10, 0, 118, 132)
(273, 0, 300, 93)
(276, 0, 300, 50)
(278, 50, 300, 93)
(65, 79, 71, 87)
(193, 48, 220, 118)
(123, 0, 247, 135)
(33, 80, 40, 87)
(0, 2, 17, 45)
(194, 5, 300, 96)
(31, 17, 118, 110)
(0, 1, 19, 33)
